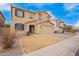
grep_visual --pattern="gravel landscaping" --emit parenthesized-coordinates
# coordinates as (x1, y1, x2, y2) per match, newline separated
(20, 34, 62, 53)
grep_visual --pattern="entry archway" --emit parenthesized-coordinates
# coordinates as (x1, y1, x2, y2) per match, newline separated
(29, 25, 35, 34)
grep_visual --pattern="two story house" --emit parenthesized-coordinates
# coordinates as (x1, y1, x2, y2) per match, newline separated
(11, 6, 54, 35)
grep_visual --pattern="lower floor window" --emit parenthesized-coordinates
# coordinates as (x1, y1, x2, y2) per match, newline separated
(15, 23, 24, 30)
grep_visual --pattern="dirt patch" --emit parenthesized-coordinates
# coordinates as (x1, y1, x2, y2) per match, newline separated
(20, 34, 62, 53)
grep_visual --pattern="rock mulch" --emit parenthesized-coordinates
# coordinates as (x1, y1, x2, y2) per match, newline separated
(20, 34, 62, 53)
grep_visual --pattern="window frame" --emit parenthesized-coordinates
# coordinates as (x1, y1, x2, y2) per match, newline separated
(15, 9, 24, 18)
(29, 16, 33, 19)
(29, 12, 34, 19)
(15, 23, 24, 31)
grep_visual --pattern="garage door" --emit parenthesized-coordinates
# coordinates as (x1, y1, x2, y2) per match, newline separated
(40, 25, 53, 34)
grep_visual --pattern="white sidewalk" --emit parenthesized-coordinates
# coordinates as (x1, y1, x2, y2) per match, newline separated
(24, 34, 79, 56)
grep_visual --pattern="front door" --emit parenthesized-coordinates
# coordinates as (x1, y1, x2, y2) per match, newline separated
(29, 25, 35, 34)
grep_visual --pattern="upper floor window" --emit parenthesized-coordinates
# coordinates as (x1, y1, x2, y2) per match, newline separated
(29, 17, 33, 19)
(15, 9, 24, 18)
(29, 13, 34, 19)
(38, 14, 42, 20)
(47, 16, 50, 19)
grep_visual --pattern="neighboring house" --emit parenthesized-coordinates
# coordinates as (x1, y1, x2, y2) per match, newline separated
(51, 20, 65, 33)
(0, 11, 5, 28)
(11, 6, 54, 35)
(0, 11, 5, 36)
(65, 25, 73, 32)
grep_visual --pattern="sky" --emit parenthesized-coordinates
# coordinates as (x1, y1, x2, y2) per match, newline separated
(0, 3, 79, 27)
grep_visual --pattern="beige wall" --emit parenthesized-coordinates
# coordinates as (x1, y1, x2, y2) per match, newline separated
(11, 7, 36, 35)
(39, 21, 54, 34)
(11, 7, 54, 35)
(60, 22, 64, 28)
(52, 20, 64, 32)
(51, 20, 57, 31)
(36, 12, 51, 22)
(11, 7, 36, 22)
(25, 21, 37, 34)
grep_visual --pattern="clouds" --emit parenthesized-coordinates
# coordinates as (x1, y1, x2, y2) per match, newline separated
(63, 3, 79, 18)
(75, 20, 79, 28)
(0, 3, 11, 24)
(62, 3, 79, 25)
(64, 3, 79, 11)
(0, 3, 10, 11)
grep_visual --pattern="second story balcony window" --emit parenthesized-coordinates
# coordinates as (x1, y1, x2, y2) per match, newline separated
(15, 9, 24, 18)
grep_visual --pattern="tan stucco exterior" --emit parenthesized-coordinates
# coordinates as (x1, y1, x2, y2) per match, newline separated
(11, 6, 54, 35)
(52, 20, 65, 33)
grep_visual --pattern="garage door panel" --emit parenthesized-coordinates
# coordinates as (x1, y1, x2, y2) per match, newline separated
(40, 25, 53, 34)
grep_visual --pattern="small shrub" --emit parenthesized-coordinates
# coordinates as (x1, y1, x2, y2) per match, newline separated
(54, 31, 57, 33)
(1, 28, 16, 49)
(26, 31, 30, 36)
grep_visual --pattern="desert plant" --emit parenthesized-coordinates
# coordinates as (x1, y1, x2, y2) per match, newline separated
(26, 31, 30, 36)
(54, 31, 57, 33)
(1, 28, 16, 49)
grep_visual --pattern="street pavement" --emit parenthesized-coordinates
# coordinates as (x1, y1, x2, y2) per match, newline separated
(25, 33, 79, 56)
(51, 32, 76, 40)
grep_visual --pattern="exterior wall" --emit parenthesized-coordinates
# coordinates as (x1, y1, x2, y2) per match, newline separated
(11, 6, 54, 35)
(60, 22, 64, 28)
(51, 20, 65, 33)
(39, 21, 54, 34)
(35, 12, 52, 34)
(11, 7, 36, 35)
(36, 12, 51, 22)
(51, 20, 57, 32)
(25, 21, 37, 34)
